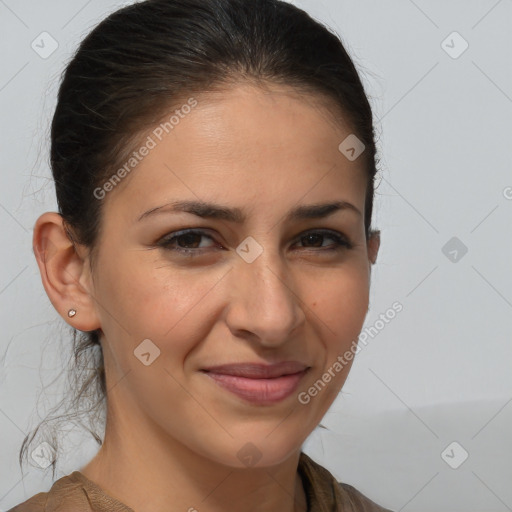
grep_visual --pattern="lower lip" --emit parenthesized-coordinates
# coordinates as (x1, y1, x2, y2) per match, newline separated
(202, 369, 309, 405)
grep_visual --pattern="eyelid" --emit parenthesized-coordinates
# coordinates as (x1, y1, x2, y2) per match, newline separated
(157, 228, 220, 249)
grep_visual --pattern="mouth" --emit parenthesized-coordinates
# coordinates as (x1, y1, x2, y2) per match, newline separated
(201, 361, 309, 378)
(200, 361, 310, 404)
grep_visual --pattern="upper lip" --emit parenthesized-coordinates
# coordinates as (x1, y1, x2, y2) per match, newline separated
(201, 361, 309, 379)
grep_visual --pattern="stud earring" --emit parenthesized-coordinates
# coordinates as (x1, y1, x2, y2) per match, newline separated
(68, 309, 77, 318)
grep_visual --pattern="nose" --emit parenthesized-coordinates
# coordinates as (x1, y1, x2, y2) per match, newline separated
(224, 250, 306, 347)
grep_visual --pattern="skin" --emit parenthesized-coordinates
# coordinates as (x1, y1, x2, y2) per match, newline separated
(33, 82, 380, 512)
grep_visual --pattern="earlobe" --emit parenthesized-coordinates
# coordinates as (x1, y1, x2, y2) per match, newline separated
(32, 212, 101, 332)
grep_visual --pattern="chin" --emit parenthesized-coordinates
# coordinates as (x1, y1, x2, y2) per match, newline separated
(195, 433, 305, 470)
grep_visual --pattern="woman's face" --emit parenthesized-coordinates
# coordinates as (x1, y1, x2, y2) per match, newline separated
(86, 82, 379, 468)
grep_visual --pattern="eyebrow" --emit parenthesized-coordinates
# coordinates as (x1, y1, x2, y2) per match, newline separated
(137, 199, 362, 223)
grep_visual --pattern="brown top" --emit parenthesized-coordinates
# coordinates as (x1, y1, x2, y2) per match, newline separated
(8, 452, 394, 512)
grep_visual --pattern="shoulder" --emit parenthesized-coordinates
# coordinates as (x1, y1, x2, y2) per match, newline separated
(8, 472, 93, 512)
(336, 482, 395, 512)
(298, 452, 395, 512)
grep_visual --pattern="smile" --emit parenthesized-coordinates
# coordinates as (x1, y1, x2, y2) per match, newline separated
(201, 368, 310, 404)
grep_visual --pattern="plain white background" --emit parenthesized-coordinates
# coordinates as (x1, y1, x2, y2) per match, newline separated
(1, 1, 511, 511)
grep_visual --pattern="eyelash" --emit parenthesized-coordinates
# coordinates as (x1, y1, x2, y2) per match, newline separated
(156, 228, 353, 256)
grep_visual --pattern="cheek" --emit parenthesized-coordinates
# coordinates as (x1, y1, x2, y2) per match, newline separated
(95, 253, 223, 358)
(307, 263, 370, 339)
(300, 269, 369, 402)
(97, 252, 183, 328)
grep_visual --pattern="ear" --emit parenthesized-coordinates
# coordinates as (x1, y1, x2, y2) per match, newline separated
(33, 212, 101, 332)
(367, 229, 380, 267)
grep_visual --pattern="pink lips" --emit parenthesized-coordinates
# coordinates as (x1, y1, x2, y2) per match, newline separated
(201, 361, 310, 405)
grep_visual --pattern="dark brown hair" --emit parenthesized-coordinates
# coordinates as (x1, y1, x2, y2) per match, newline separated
(21, 0, 380, 477)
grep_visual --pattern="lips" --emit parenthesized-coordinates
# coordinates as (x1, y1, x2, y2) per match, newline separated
(201, 361, 309, 379)
(202, 361, 310, 406)
(200, 361, 310, 404)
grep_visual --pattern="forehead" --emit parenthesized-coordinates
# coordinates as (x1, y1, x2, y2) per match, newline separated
(101, 82, 367, 221)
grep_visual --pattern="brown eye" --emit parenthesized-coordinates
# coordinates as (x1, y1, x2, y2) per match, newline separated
(157, 229, 219, 255)
(296, 230, 352, 251)
(174, 232, 204, 249)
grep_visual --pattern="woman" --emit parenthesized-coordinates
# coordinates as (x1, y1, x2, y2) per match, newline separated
(10, 0, 393, 510)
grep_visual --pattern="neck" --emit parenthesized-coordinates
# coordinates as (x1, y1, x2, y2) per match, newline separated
(81, 409, 308, 512)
